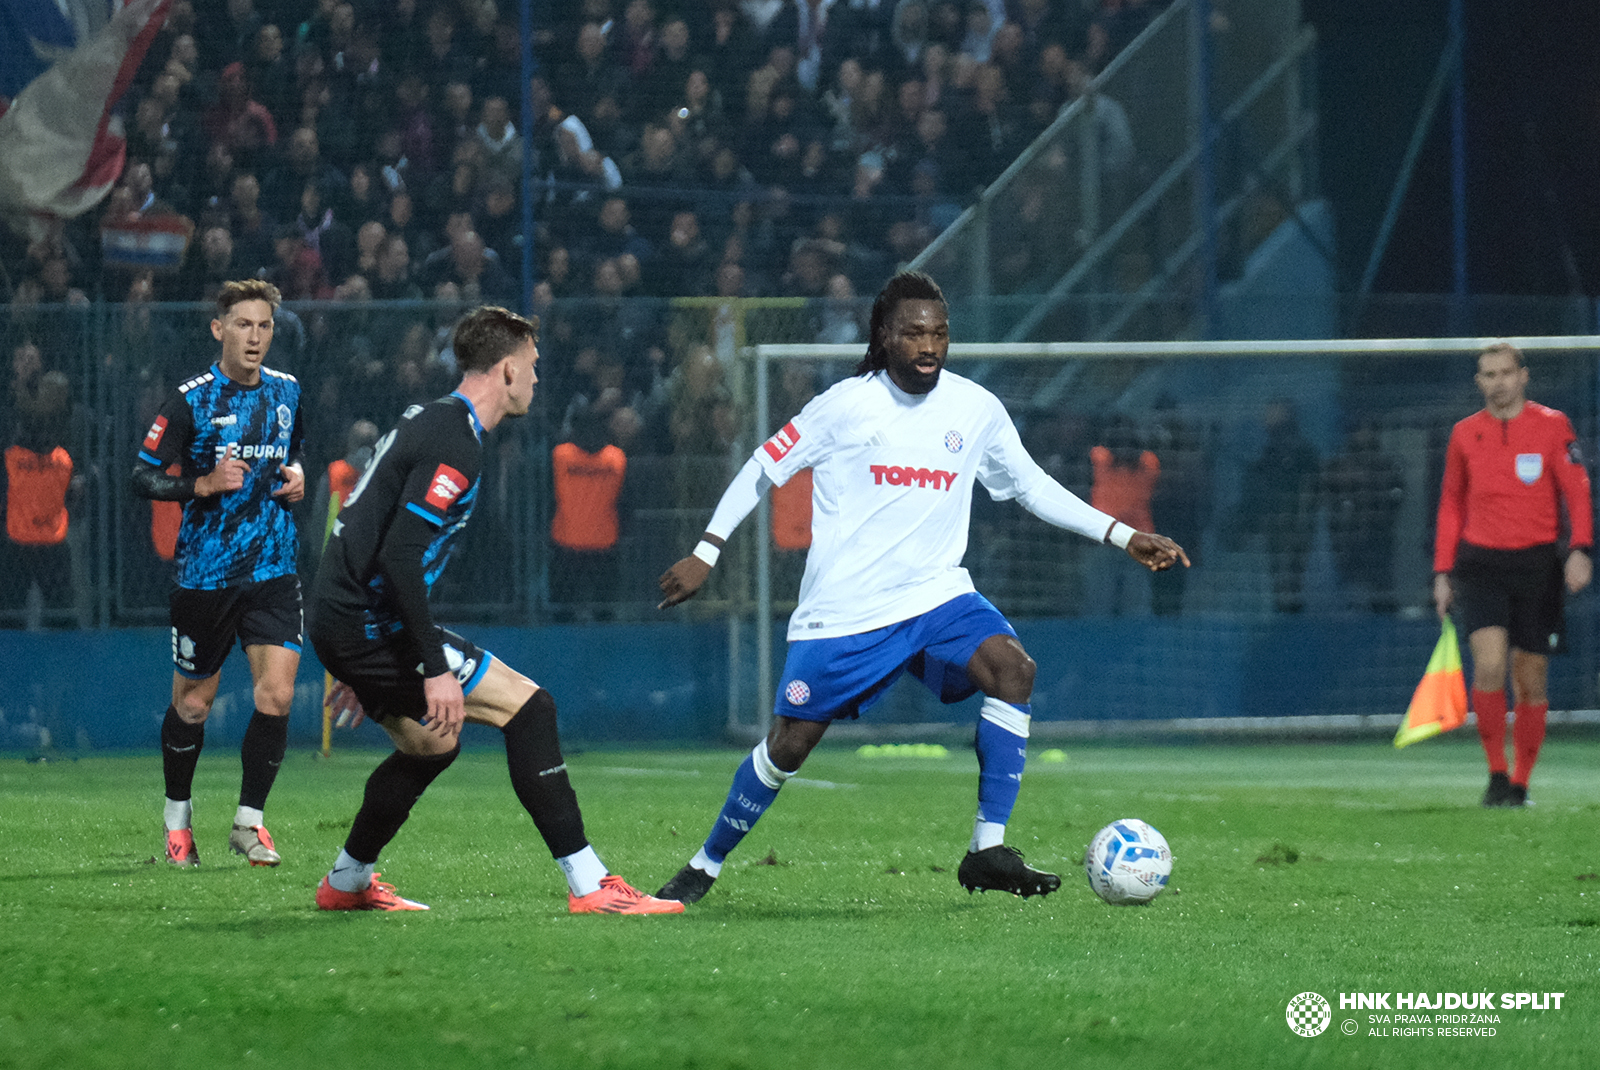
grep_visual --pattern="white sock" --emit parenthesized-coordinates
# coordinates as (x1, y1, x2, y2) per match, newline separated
(971, 817, 1006, 852)
(329, 848, 374, 893)
(690, 846, 723, 878)
(234, 805, 264, 828)
(163, 797, 192, 832)
(558, 845, 608, 897)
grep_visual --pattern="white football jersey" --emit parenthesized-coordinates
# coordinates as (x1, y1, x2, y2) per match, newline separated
(756, 369, 1107, 640)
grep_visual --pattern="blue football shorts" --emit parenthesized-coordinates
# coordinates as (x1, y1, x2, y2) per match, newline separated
(774, 592, 1017, 722)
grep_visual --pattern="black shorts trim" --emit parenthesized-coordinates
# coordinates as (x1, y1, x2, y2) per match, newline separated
(169, 574, 303, 678)
(1451, 542, 1566, 655)
(311, 620, 493, 724)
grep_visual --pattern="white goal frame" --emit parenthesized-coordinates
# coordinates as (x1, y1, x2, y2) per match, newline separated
(731, 336, 1600, 739)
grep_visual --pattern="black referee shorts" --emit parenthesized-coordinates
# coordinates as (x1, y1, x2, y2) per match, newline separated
(1451, 542, 1566, 655)
(169, 574, 303, 679)
(311, 618, 494, 725)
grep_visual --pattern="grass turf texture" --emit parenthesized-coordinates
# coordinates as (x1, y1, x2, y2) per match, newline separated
(2, 739, 1597, 1070)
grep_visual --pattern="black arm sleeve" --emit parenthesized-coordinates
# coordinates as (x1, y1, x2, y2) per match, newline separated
(376, 507, 450, 677)
(130, 464, 198, 501)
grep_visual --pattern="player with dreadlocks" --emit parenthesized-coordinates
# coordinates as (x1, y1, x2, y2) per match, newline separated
(654, 271, 1189, 904)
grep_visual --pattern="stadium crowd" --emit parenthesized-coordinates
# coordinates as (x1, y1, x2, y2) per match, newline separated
(0, 0, 1167, 309)
(2, 0, 1192, 624)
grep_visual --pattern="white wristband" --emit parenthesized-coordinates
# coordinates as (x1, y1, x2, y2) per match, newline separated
(692, 540, 721, 567)
(1105, 522, 1135, 550)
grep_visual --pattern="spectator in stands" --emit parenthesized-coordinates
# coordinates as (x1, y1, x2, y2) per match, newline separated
(890, 0, 932, 77)
(422, 229, 515, 305)
(391, 74, 439, 182)
(177, 226, 245, 303)
(1231, 400, 1320, 614)
(369, 235, 424, 301)
(639, 16, 697, 115)
(814, 272, 865, 344)
(648, 210, 718, 297)
(421, 5, 477, 87)
(423, 138, 488, 233)
(705, 3, 762, 96)
(550, 405, 628, 621)
(553, 22, 617, 121)
(344, 163, 387, 229)
(261, 127, 348, 224)
(202, 62, 279, 164)
(383, 189, 429, 264)
(619, 0, 660, 80)
(247, 22, 297, 130)
(475, 96, 523, 183)
(1148, 400, 1210, 617)
(436, 80, 476, 156)
(1086, 416, 1160, 616)
(221, 170, 273, 274)
(1322, 423, 1405, 613)
(475, 174, 523, 268)
(295, 181, 357, 285)
(353, 220, 388, 279)
(2, 342, 76, 629)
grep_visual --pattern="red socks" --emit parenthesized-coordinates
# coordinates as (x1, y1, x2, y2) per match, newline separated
(1474, 689, 1547, 788)
(1472, 689, 1508, 775)
(1511, 701, 1548, 788)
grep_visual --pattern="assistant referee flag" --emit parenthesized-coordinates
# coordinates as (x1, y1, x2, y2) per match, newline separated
(1394, 617, 1468, 748)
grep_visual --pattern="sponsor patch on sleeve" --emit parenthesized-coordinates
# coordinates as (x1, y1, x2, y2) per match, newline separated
(143, 415, 168, 451)
(763, 421, 802, 462)
(1568, 440, 1585, 466)
(424, 463, 468, 510)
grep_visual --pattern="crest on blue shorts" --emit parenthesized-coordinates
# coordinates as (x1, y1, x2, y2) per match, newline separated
(944, 430, 963, 453)
(785, 679, 811, 705)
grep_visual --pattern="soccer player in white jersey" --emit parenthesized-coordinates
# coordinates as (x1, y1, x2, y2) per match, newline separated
(655, 271, 1189, 903)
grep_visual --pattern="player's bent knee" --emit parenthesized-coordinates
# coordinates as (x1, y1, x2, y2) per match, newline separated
(253, 682, 295, 718)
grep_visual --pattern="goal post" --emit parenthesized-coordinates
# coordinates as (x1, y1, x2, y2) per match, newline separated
(736, 336, 1600, 739)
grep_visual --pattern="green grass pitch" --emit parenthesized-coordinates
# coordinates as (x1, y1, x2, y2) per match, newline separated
(2, 738, 1597, 1070)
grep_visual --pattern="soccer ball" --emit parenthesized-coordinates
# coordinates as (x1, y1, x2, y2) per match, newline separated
(1084, 819, 1173, 905)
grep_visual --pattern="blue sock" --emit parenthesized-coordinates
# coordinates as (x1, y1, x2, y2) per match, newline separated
(975, 698, 1031, 829)
(701, 740, 791, 867)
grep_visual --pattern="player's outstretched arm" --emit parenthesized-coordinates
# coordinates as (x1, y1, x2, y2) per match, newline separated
(658, 534, 722, 608)
(1126, 531, 1190, 572)
(658, 457, 771, 609)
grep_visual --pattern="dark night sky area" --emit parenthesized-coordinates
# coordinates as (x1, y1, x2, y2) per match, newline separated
(1302, 0, 1600, 296)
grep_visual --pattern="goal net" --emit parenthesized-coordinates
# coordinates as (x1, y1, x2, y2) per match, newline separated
(722, 337, 1600, 737)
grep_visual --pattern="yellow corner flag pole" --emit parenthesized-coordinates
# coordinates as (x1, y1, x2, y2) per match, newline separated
(1394, 616, 1469, 748)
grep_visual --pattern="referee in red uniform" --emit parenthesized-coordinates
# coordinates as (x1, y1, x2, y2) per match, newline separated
(1433, 343, 1593, 807)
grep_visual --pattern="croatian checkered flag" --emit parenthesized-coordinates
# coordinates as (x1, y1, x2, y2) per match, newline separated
(0, 0, 172, 237)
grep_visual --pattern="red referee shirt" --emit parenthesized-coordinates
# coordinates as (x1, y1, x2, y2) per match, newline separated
(1434, 401, 1593, 572)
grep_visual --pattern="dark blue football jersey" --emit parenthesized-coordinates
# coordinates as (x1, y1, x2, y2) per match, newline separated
(313, 393, 483, 664)
(138, 364, 304, 589)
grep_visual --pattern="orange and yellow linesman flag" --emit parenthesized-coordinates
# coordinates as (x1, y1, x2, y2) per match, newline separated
(1394, 616, 1468, 748)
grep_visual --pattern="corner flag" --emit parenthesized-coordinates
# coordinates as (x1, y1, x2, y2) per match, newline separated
(1394, 617, 1468, 748)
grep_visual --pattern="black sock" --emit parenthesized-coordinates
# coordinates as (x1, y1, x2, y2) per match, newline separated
(344, 746, 459, 863)
(161, 705, 205, 801)
(238, 710, 289, 811)
(502, 690, 589, 858)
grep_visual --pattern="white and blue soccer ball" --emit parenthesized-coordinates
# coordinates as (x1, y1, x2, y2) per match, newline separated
(1085, 818, 1173, 905)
